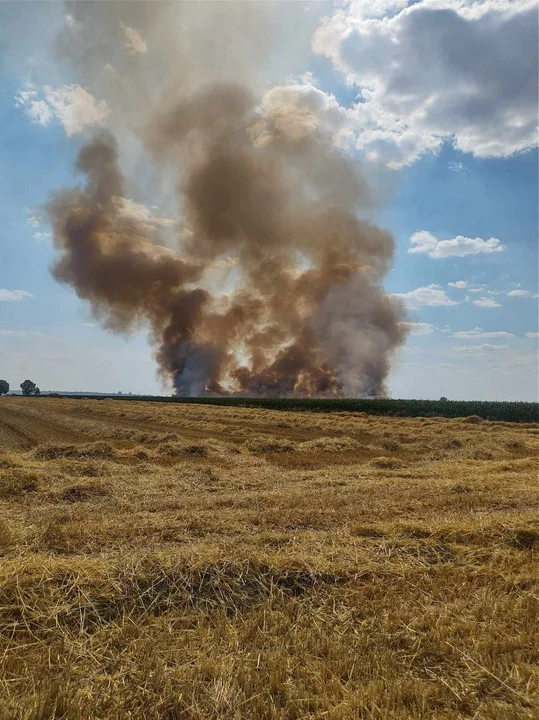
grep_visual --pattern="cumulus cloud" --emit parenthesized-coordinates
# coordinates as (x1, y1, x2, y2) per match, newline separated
(507, 289, 530, 297)
(15, 83, 110, 135)
(472, 296, 501, 308)
(453, 327, 514, 339)
(346, 0, 409, 19)
(392, 284, 457, 309)
(0, 289, 34, 302)
(14, 85, 53, 125)
(313, 0, 538, 167)
(120, 23, 148, 54)
(525, 332, 538, 338)
(408, 231, 504, 259)
(400, 321, 435, 336)
(448, 280, 467, 289)
(254, 78, 353, 148)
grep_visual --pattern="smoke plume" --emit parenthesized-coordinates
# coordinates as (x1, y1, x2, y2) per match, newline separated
(47, 3, 407, 397)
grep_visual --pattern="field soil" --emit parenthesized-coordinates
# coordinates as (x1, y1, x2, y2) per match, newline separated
(0, 396, 538, 719)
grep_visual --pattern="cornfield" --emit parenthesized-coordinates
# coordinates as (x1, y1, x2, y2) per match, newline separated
(46, 394, 539, 423)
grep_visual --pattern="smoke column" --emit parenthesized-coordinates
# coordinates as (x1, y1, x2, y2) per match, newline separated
(47, 2, 407, 397)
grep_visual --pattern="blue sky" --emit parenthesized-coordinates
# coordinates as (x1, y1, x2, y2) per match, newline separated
(0, 1, 537, 400)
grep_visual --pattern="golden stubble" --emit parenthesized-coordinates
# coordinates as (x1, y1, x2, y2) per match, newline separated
(0, 396, 537, 719)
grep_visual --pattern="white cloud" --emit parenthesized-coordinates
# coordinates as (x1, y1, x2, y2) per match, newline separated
(16, 83, 110, 135)
(0, 289, 34, 302)
(400, 321, 435, 336)
(121, 23, 148, 54)
(448, 280, 467, 289)
(448, 161, 469, 174)
(33, 231, 51, 242)
(313, 0, 538, 167)
(408, 231, 504, 259)
(254, 79, 352, 148)
(27, 100, 53, 126)
(472, 296, 501, 308)
(525, 331, 538, 338)
(26, 209, 51, 242)
(27, 210, 42, 227)
(507, 289, 530, 297)
(44, 86, 110, 135)
(454, 343, 510, 353)
(453, 327, 514, 339)
(15, 85, 52, 126)
(467, 287, 497, 295)
(344, 0, 409, 19)
(392, 284, 457, 309)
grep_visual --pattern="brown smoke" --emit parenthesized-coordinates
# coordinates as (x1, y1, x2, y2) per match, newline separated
(47, 4, 407, 397)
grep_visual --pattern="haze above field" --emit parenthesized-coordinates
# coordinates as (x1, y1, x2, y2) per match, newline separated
(0, 1, 537, 400)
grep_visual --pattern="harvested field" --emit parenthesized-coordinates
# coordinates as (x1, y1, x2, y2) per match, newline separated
(0, 396, 538, 719)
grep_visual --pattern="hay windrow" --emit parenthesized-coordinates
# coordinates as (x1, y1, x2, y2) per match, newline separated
(0, 395, 537, 718)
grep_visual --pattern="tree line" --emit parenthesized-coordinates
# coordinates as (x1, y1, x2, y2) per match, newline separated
(0, 379, 40, 396)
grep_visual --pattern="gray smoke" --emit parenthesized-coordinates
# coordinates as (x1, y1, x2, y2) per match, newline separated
(47, 2, 408, 397)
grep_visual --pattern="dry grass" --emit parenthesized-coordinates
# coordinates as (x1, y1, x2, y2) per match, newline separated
(0, 396, 537, 719)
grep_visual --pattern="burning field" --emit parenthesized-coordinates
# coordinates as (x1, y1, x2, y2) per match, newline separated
(43, 2, 407, 398)
(1, 3, 537, 717)
(0, 396, 537, 718)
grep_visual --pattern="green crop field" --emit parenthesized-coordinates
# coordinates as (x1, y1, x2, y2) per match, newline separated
(48, 394, 539, 423)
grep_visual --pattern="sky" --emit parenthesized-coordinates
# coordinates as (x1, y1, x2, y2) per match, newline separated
(0, 0, 537, 401)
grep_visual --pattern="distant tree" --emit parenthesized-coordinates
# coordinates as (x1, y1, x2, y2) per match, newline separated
(20, 379, 37, 396)
(34, 387, 41, 396)
(0, 380, 9, 395)
(439, 396, 448, 402)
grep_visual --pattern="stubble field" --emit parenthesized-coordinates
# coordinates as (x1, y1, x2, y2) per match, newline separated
(0, 396, 537, 719)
